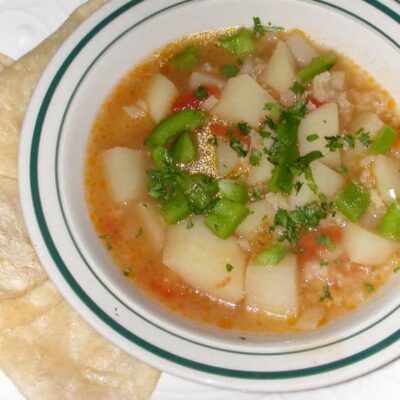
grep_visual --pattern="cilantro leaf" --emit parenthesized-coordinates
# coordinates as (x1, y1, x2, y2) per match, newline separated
(320, 285, 333, 302)
(237, 121, 250, 135)
(194, 85, 208, 100)
(253, 16, 284, 37)
(249, 150, 262, 166)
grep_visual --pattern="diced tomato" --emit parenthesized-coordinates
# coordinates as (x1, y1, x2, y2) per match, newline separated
(209, 123, 251, 147)
(172, 86, 221, 112)
(307, 96, 325, 108)
(150, 280, 174, 299)
(172, 92, 201, 112)
(296, 226, 341, 264)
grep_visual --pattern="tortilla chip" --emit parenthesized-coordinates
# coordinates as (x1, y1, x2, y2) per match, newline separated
(0, 54, 13, 73)
(0, 0, 160, 398)
(0, 302, 159, 400)
(0, 177, 46, 300)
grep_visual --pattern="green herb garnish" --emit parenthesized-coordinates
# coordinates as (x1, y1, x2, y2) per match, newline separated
(253, 16, 284, 37)
(365, 283, 375, 293)
(320, 285, 333, 302)
(307, 134, 319, 142)
(194, 85, 208, 101)
(249, 150, 262, 166)
(226, 263, 234, 272)
(316, 234, 336, 251)
(221, 64, 239, 77)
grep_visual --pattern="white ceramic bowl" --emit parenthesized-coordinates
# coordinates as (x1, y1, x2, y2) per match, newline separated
(19, 0, 400, 392)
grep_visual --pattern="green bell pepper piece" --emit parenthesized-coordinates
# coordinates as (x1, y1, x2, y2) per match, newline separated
(169, 45, 199, 71)
(371, 125, 397, 155)
(378, 199, 400, 241)
(171, 132, 197, 163)
(218, 180, 248, 204)
(297, 54, 337, 84)
(219, 28, 255, 58)
(254, 245, 289, 266)
(335, 180, 370, 222)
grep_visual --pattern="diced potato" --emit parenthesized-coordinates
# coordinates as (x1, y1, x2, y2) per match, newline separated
(102, 147, 146, 203)
(236, 200, 270, 238)
(217, 137, 240, 177)
(285, 31, 319, 67)
(146, 74, 178, 123)
(247, 156, 274, 185)
(373, 155, 400, 203)
(289, 175, 316, 209)
(189, 71, 225, 89)
(311, 161, 345, 198)
(135, 202, 167, 251)
(298, 102, 341, 168)
(163, 217, 246, 303)
(261, 41, 297, 94)
(212, 74, 275, 126)
(350, 112, 384, 136)
(343, 223, 400, 265)
(351, 112, 384, 155)
(245, 253, 298, 317)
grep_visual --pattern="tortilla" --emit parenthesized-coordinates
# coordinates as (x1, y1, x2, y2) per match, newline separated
(0, 1, 160, 398)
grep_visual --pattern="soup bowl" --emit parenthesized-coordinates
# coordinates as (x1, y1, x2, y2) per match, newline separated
(19, 0, 400, 392)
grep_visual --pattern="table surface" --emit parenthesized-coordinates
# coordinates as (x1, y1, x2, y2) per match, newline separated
(0, 1, 399, 399)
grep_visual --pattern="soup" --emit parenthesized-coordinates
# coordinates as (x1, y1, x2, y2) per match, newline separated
(85, 18, 400, 333)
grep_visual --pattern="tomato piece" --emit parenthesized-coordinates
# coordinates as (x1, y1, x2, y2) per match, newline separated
(296, 226, 341, 264)
(307, 96, 325, 108)
(209, 123, 251, 147)
(172, 93, 201, 112)
(172, 86, 221, 112)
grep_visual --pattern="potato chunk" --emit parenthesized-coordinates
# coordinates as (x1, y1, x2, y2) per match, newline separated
(212, 74, 275, 126)
(261, 41, 297, 93)
(102, 147, 146, 203)
(373, 155, 400, 203)
(311, 161, 345, 198)
(135, 202, 167, 251)
(343, 223, 399, 266)
(163, 217, 246, 303)
(245, 253, 298, 317)
(298, 102, 340, 168)
(216, 137, 240, 177)
(285, 31, 319, 67)
(146, 73, 178, 123)
(235, 200, 270, 238)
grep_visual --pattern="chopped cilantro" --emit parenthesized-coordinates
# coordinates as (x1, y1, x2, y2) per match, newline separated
(307, 134, 319, 142)
(194, 85, 208, 100)
(337, 164, 348, 174)
(291, 81, 305, 94)
(320, 259, 329, 266)
(343, 134, 355, 149)
(365, 283, 375, 293)
(291, 151, 323, 176)
(272, 202, 335, 245)
(320, 285, 333, 302)
(305, 166, 318, 194)
(227, 130, 248, 157)
(106, 243, 113, 251)
(358, 129, 372, 148)
(325, 135, 343, 151)
(237, 121, 250, 135)
(294, 181, 303, 194)
(135, 227, 144, 238)
(221, 64, 239, 77)
(99, 233, 111, 240)
(281, 99, 307, 121)
(186, 219, 194, 229)
(123, 268, 132, 277)
(142, 203, 148, 208)
(249, 150, 262, 166)
(316, 234, 336, 251)
(226, 263, 234, 272)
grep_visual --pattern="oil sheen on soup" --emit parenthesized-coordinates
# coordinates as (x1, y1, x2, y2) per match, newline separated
(85, 18, 400, 333)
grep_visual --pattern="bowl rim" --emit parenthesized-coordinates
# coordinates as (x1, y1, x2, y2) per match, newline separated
(18, 0, 400, 392)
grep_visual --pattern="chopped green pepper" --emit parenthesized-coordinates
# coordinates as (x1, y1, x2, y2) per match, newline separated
(150, 146, 171, 169)
(205, 199, 250, 239)
(371, 125, 397, 154)
(180, 175, 219, 212)
(161, 190, 191, 224)
(297, 54, 338, 84)
(219, 28, 255, 58)
(254, 245, 289, 266)
(145, 110, 207, 147)
(171, 132, 197, 163)
(378, 199, 400, 241)
(218, 180, 248, 204)
(335, 180, 370, 222)
(169, 44, 199, 71)
(268, 114, 300, 193)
